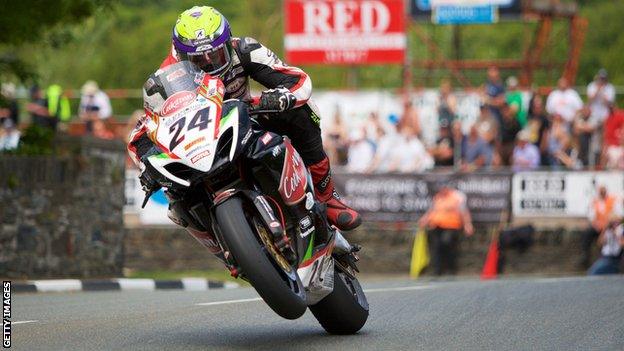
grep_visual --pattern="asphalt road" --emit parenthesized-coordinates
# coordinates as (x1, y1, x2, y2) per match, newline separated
(11, 275, 624, 351)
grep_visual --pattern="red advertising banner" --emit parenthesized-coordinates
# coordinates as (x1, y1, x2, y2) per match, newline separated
(284, 0, 406, 65)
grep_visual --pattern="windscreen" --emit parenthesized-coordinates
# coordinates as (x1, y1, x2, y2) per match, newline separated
(152, 61, 202, 100)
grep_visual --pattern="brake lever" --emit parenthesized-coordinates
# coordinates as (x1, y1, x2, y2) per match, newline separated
(141, 188, 156, 208)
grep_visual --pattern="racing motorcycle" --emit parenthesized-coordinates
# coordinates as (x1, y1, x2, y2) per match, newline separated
(139, 62, 368, 334)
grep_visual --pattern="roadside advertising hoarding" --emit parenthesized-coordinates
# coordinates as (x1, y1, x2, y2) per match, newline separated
(333, 172, 512, 223)
(284, 0, 406, 64)
(512, 172, 624, 218)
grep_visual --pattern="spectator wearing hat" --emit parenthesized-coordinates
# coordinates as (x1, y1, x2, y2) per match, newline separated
(546, 77, 583, 127)
(587, 69, 615, 166)
(79, 80, 112, 133)
(506, 76, 527, 128)
(587, 69, 615, 124)
(419, 185, 474, 276)
(512, 129, 540, 171)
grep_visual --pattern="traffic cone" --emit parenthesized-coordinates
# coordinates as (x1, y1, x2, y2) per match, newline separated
(481, 238, 499, 280)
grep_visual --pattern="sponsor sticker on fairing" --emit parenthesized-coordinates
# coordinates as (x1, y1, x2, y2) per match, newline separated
(305, 192, 315, 210)
(299, 216, 312, 230)
(191, 150, 211, 164)
(260, 132, 273, 145)
(161, 91, 196, 116)
(166, 68, 187, 82)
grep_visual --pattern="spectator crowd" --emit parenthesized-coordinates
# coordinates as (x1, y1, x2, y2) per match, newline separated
(0, 80, 116, 150)
(324, 68, 624, 173)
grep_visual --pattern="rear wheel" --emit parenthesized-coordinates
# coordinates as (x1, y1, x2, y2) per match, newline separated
(215, 196, 306, 319)
(309, 268, 369, 334)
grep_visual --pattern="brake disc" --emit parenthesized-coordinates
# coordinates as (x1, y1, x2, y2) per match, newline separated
(253, 218, 293, 273)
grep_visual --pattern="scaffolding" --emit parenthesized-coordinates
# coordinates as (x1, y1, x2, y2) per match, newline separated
(408, 0, 587, 88)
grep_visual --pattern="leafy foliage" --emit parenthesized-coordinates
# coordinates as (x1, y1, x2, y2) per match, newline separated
(8, 125, 56, 155)
(0, 0, 115, 82)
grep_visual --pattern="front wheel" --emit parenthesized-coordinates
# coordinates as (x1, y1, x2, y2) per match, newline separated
(215, 196, 306, 319)
(309, 268, 369, 334)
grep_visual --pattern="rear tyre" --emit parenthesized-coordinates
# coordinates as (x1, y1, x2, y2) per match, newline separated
(309, 269, 369, 334)
(215, 196, 306, 320)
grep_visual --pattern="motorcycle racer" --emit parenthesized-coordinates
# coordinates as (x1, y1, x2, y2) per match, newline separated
(129, 5, 361, 231)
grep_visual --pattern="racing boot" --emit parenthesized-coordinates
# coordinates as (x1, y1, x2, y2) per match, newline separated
(309, 157, 361, 231)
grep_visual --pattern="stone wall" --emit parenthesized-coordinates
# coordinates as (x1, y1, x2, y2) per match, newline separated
(124, 226, 225, 271)
(124, 222, 589, 276)
(0, 136, 126, 279)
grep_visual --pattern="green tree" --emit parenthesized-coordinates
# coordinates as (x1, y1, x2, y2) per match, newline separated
(0, 0, 114, 81)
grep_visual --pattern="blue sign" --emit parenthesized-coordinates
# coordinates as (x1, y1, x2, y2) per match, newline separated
(433, 5, 498, 24)
(411, 0, 519, 23)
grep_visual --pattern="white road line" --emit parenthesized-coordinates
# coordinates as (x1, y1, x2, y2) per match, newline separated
(364, 285, 435, 293)
(533, 276, 600, 284)
(196, 298, 262, 306)
(195, 285, 434, 306)
(12, 320, 38, 325)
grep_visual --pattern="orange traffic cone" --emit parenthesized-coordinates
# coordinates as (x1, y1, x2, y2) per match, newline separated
(480, 239, 499, 280)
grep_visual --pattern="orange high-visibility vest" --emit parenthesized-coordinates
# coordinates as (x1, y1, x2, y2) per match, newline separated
(593, 196, 616, 231)
(428, 190, 464, 230)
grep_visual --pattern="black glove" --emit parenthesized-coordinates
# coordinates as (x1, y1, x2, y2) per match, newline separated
(139, 168, 160, 193)
(259, 87, 297, 112)
(138, 146, 163, 192)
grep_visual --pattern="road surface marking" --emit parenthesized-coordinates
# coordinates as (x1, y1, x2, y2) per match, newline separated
(12, 320, 38, 325)
(196, 298, 262, 306)
(195, 285, 434, 306)
(364, 285, 434, 293)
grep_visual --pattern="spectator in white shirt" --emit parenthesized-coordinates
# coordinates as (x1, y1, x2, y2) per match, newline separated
(79, 80, 112, 133)
(588, 220, 624, 275)
(587, 69, 615, 166)
(346, 128, 375, 173)
(388, 125, 433, 173)
(366, 123, 399, 173)
(546, 77, 583, 125)
(587, 69, 615, 123)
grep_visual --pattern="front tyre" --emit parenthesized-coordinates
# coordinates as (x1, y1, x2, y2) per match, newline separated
(309, 269, 369, 334)
(215, 196, 306, 319)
